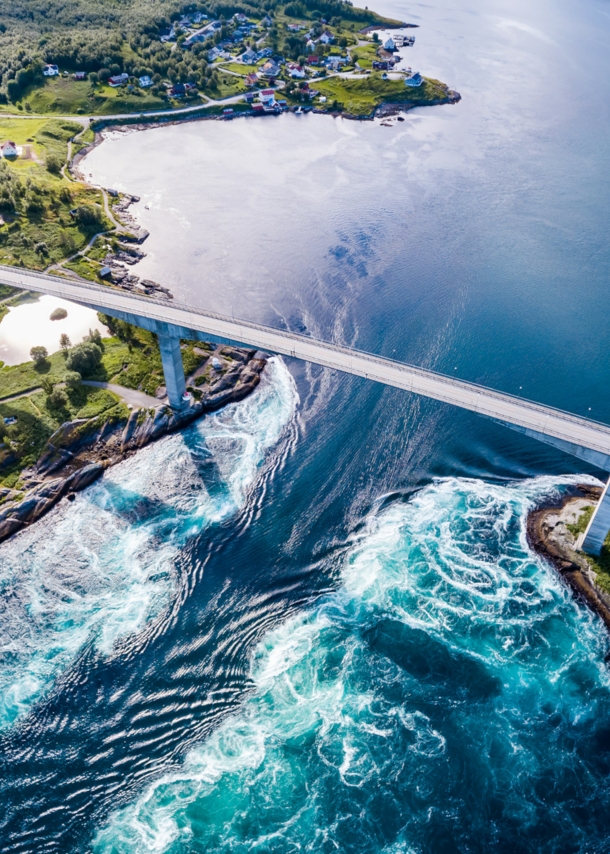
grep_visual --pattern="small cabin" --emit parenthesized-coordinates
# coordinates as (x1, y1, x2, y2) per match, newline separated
(1, 141, 18, 158)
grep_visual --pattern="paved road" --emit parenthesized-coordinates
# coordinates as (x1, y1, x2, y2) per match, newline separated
(1, 264, 609, 467)
(82, 381, 161, 408)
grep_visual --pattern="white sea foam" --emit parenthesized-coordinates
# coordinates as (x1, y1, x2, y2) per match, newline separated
(94, 474, 610, 854)
(0, 358, 298, 729)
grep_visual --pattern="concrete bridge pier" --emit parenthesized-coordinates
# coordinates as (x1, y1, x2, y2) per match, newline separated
(582, 477, 610, 556)
(157, 334, 187, 409)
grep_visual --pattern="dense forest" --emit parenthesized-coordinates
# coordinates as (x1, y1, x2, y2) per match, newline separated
(0, 0, 384, 102)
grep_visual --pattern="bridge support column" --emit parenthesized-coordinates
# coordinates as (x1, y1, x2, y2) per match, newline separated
(582, 477, 610, 556)
(158, 334, 186, 410)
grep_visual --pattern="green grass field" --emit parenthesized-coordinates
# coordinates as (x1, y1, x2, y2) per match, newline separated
(0, 117, 111, 269)
(208, 75, 248, 99)
(1, 77, 168, 117)
(351, 43, 381, 70)
(220, 62, 259, 75)
(316, 74, 452, 116)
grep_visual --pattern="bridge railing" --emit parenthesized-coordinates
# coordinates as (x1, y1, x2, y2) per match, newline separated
(2, 265, 610, 443)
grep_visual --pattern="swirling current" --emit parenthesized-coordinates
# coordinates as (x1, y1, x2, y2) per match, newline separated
(0, 359, 298, 730)
(93, 475, 610, 853)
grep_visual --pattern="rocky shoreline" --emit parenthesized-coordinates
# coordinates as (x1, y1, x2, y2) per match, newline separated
(527, 484, 610, 630)
(0, 347, 266, 544)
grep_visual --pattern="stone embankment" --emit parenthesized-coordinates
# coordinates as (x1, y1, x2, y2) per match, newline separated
(0, 348, 266, 543)
(527, 484, 610, 630)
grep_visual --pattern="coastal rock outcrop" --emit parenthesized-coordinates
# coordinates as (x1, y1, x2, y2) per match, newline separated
(0, 350, 267, 544)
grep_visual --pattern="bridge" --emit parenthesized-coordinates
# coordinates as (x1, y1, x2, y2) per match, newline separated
(1, 264, 609, 556)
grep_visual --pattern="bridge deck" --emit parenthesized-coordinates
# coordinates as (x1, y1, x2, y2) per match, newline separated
(2, 265, 610, 463)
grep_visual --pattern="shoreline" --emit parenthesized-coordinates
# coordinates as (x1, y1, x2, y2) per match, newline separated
(0, 346, 268, 543)
(527, 484, 610, 632)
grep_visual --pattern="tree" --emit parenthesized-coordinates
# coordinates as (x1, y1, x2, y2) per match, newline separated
(89, 72, 99, 85)
(59, 332, 71, 352)
(63, 370, 81, 391)
(30, 345, 48, 363)
(84, 328, 104, 349)
(65, 341, 103, 376)
(41, 376, 54, 394)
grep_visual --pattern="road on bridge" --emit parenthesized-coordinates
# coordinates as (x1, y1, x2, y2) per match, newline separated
(1, 264, 610, 470)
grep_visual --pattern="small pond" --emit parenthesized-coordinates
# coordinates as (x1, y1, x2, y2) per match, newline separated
(0, 295, 106, 366)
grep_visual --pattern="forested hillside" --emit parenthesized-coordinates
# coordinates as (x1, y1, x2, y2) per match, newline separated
(0, 0, 388, 104)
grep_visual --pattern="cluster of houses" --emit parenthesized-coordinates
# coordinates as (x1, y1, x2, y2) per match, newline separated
(43, 64, 88, 80)
(242, 79, 320, 113)
(371, 32, 423, 86)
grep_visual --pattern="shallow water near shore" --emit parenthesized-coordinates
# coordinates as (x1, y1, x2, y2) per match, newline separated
(2, 0, 610, 848)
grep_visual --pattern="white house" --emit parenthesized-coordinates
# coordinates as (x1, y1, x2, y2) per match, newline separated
(241, 49, 257, 63)
(1, 141, 18, 157)
(319, 30, 334, 44)
(139, 75, 153, 87)
(43, 64, 59, 77)
(383, 36, 395, 51)
(259, 88, 276, 105)
(288, 63, 306, 78)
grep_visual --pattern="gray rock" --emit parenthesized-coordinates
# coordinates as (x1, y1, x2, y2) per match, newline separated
(64, 463, 105, 492)
(121, 409, 141, 449)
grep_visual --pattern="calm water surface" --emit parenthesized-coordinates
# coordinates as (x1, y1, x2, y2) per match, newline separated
(0, 296, 104, 365)
(2, 0, 610, 850)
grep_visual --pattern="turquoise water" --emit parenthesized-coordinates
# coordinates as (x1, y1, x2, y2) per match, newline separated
(94, 476, 610, 853)
(0, 359, 297, 729)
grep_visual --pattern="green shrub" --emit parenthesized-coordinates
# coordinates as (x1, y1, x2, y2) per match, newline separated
(48, 387, 68, 409)
(66, 341, 102, 376)
(63, 370, 81, 391)
(74, 204, 104, 230)
(46, 154, 62, 175)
